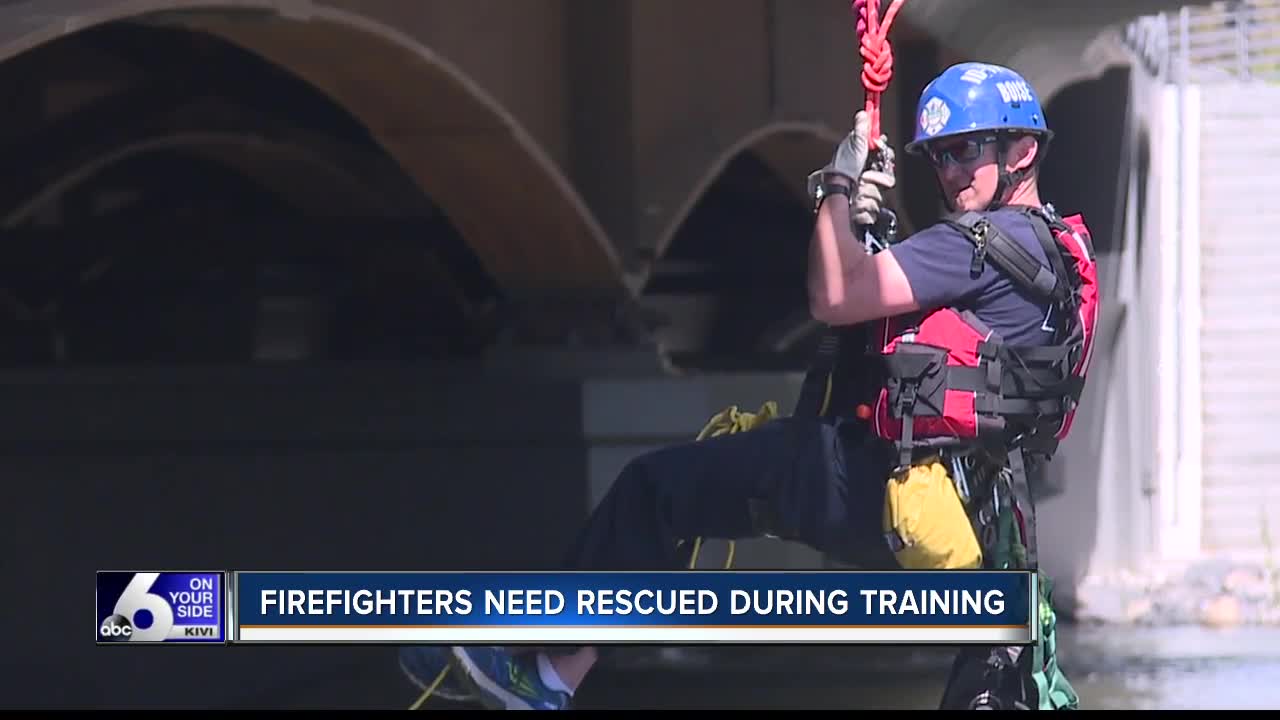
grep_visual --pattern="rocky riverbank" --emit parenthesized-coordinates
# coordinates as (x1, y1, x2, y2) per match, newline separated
(1074, 556, 1280, 628)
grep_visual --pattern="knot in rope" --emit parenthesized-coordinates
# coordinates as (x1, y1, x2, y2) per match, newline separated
(852, 0, 905, 149)
(859, 33, 893, 94)
(856, 4, 894, 94)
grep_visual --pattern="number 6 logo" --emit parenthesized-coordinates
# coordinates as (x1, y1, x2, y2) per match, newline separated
(113, 573, 174, 642)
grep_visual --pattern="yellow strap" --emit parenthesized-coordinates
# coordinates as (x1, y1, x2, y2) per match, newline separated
(694, 400, 780, 441)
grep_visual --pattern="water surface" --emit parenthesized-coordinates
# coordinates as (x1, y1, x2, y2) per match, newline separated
(572, 624, 1280, 710)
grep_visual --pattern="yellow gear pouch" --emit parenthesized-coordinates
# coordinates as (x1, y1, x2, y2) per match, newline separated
(882, 458, 983, 570)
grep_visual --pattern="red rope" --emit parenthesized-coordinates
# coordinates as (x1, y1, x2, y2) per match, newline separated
(852, 0, 905, 150)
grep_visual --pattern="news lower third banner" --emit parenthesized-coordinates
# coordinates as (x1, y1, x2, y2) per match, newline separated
(97, 570, 1036, 645)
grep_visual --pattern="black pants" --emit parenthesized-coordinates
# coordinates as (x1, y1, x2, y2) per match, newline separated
(560, 415, 900, 572)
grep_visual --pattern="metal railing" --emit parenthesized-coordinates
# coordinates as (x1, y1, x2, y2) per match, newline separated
(1126, 0, 1280, 83)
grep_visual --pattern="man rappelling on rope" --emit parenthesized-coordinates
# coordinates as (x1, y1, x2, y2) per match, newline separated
(398, 0, 1097, 710)
(807, 56, 1096, 710)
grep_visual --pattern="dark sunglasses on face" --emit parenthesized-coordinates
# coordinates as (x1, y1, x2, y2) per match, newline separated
(924, 135, 997, 168)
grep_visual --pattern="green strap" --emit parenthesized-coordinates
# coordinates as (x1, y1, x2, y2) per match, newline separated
(987, 490, 1079, 710)
(1033, 574, 1080, 710)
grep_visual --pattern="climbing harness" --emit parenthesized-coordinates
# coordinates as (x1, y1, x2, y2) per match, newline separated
(871, 205, 1099, 571)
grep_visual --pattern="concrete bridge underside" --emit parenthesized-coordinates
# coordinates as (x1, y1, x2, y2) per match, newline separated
(0, 0, 1198, 372)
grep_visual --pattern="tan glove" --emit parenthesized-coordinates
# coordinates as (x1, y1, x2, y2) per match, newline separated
(851, 148, 896, 228)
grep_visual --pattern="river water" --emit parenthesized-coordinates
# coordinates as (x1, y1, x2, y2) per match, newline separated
(573, 623, 1280, 710)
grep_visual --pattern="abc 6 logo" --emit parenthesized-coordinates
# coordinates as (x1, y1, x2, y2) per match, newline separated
(100, 573, 175, 642)
(98, 614, 134, 642)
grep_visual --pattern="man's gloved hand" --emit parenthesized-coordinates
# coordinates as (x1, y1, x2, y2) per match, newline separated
(852, 148, 896, 228)
(821, 110, 873, 183)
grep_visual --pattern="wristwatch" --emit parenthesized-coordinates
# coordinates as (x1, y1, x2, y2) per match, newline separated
(806, 170, 852, 212)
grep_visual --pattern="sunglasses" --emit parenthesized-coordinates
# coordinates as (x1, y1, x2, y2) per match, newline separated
(923, 135, 998, 168)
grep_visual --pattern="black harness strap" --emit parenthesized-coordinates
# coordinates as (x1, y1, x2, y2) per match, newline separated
(1021, 208, 1077, 301)
(1007, 445, 1038, 568)
(793, 329, 842, 418)
(946, 365, 1076, 397)
(945, 211, 1071, 307)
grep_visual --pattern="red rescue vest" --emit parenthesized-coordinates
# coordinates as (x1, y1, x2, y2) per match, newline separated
(869, 205, 1099, 471)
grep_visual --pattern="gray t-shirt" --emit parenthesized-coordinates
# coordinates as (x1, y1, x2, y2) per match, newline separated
(887, 208, 1058, 347)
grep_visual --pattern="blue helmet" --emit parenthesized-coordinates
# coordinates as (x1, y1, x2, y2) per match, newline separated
(904, 63, 1052, 155)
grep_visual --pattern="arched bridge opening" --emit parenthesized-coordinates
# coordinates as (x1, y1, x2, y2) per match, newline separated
(0, 20, 503, 368)
(640, 127, 839, 374)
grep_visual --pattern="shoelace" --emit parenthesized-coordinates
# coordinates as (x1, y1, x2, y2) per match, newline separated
(408, 661, 454, 710)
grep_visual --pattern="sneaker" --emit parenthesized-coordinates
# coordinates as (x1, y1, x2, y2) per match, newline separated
(449, 646, 572, 710)
(398, 645, 476, 703)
